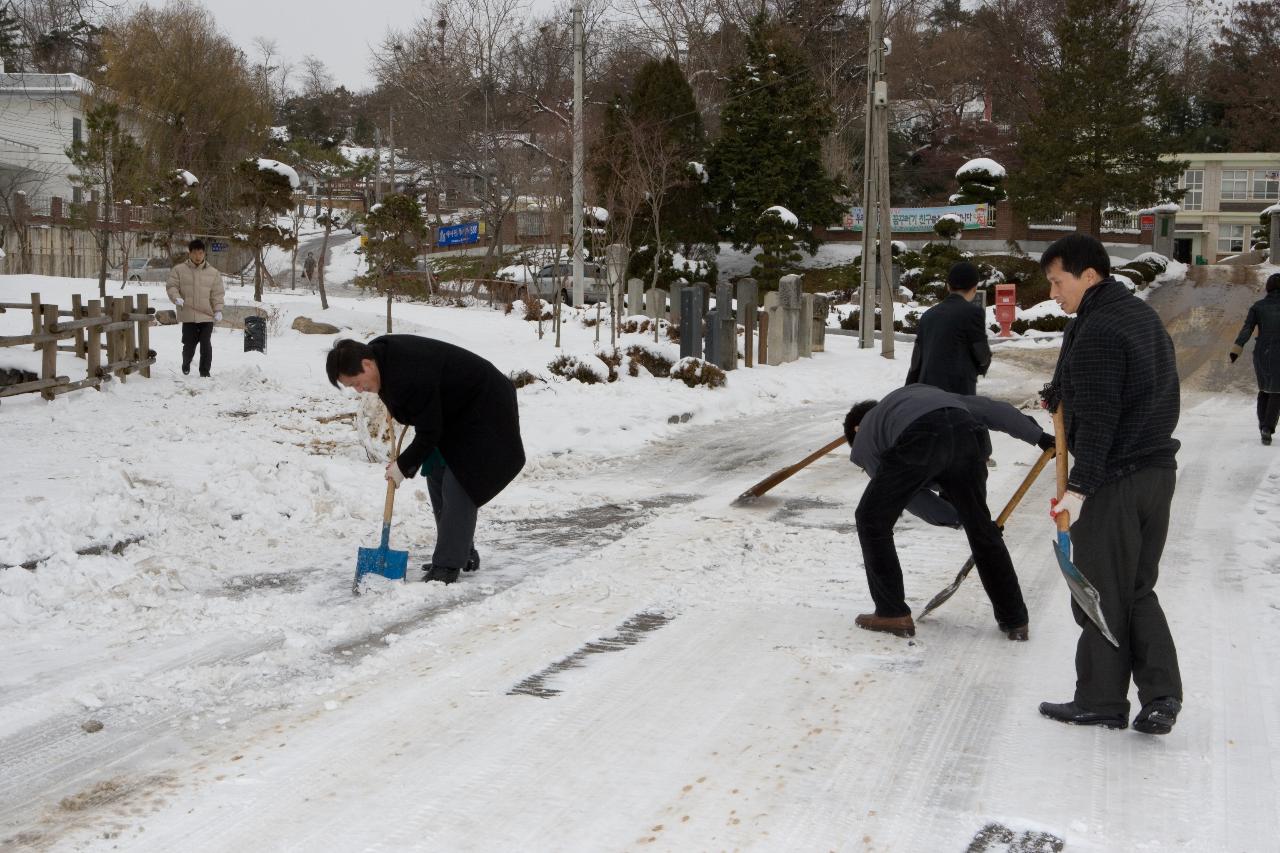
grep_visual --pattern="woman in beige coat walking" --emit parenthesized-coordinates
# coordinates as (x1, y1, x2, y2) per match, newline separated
(166, 238, 225, 377)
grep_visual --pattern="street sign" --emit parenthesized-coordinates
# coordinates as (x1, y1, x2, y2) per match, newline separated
(209, 241, 228, 252)
(436, 222, 481, 247)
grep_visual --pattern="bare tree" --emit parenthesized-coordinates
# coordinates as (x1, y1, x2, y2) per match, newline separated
(0, 159, 58, 274)
(299, 54, 333, 99)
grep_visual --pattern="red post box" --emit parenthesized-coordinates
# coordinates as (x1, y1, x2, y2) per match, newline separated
(995, 283, 1017, 337)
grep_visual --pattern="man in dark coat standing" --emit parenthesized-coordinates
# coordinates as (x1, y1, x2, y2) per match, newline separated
(844, 384, 1055, 640)
(1230, 272, 1280, 445)
(327, 336, 526, 584)
(1038, 234, 1183, 735)
(905, 261, 992, 395)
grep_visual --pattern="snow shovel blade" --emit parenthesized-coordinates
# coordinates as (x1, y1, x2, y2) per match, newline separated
(1053, 531, 1119, 648)
(353, 522, 409, 593)
(919, 556, 975, 618)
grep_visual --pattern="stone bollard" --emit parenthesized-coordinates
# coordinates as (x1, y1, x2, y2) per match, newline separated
(737, 278, 758, 368)
(779, 274, 802, 363)
(628, 278, 644, 316)
(798, 293, 814, 358)
(715, 282, 736, 370)
(644, 288, 662, 319)
(668, 285, 681, 326)
(706, 308, 720, 369)
(680, 286, 703, 359)
(812, 294, 829, 353)
(764, 291, 783, 366)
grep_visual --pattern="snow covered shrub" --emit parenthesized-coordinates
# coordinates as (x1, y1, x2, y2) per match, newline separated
(1011, 315, 1070, 334)
(620, 317, 655, 334)
(548, 354, 606, 384)
(625, 345, 674, 377)
(595, 347, 622, 382)
(510, 370, 543, 388)
(523, 294, 552, 321)
(670, 357, 726, 388)
(933, 215, 963, 244)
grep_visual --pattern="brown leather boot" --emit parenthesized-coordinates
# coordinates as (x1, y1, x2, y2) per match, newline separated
(855, 612, 915, 638)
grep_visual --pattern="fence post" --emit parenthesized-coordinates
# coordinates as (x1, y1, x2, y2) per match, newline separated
(136, 294, 151, 378)
(122, 295, 137, 375)
(40, 304, 58, 400)
(71, 293, 85, 358)
(758, 307, 769, 365)
(111, 297, 128, 382)
(30, 291, 40, 352)
(86, 300, 103, 381)
(736, 278, 758, 368)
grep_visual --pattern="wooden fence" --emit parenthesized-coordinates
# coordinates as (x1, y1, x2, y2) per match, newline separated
(0, 292, 156, 402)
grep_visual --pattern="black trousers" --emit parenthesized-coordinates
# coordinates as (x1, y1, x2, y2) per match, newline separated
(426, 465, 479, 570)
(1069, 466, 1181, 715)
(181, 322, 213, 375)
(855, 408, 1028, 628)
(1256, 391, 1280, 434)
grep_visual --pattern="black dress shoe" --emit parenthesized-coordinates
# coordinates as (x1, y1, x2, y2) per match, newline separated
(464, 549, 480, 572)
(181, 365, 190, 375)
(1263, 432, 1273, 446)
(1005, 624, 1029, 642)
(423, 564, 460, 584)
(1039, 701, 1127, 729)
(1133, 696, 1181, 735)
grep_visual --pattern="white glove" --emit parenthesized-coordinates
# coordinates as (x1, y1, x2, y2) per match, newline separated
(1050, 490, 1085, 525)
(385, 461, 405, 488)
(214, 311, 223, 322)
(174, 297, 184, 307)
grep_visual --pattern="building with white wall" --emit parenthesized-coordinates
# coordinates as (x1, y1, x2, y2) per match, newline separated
(1171, 152, 1280, 263)
(0, 72, 95, 204)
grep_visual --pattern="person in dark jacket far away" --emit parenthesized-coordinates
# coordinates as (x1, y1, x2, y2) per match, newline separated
(327, 336, 526, 584)
(905, 261, 993, 395)
(844, 383, 1055, 641)
(1230, 272, 1280, 445)
(1038, 233, 1182, 735)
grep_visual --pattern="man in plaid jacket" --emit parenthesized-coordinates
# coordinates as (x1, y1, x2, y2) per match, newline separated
(1038, 234, 1183, 735)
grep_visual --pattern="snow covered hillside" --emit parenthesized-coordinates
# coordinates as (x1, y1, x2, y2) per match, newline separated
(1, 271, 1278, 851)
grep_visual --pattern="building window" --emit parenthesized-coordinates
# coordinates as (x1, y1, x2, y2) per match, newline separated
(72, 187, 83, 204)
(1181, 170, 1202, 210)
(1253, 170, 1280, 201)
(1221, 169, 1249, 201)
(72, 117, 82, 145)
(1218, 224, 1246, 254)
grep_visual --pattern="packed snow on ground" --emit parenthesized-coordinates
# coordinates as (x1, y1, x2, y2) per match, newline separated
(1, 268, 1278, 851)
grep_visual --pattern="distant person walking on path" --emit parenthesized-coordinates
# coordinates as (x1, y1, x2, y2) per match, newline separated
(327, 336, 526, 584)
(303, 251, 316, 282)
(166, 238, 224, 377)
(844, 384, 1054, 641)
(1230, 272, 1280, 445)
(905, 261, 992, 395)
(1038, 234, 1183, 735)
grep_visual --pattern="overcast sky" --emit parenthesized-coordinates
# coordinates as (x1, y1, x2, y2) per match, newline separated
(202, 0, 561, 93)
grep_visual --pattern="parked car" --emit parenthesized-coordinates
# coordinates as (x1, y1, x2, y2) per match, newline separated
(114, 257, 173, 283)
(521, 262, 611, 306)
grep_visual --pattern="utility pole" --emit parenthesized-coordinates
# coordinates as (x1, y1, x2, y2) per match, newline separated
(374, 125, 383, 204)
(388, 107, 396, 199)
(571, 1, 585, 307)
(858, 0, 893, 357)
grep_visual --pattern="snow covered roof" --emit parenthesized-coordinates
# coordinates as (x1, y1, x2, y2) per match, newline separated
(256, 159, 301, 190)
(1137, 202, 1180, 215)
(0, 72, 93, 96)
(763, 205, 799, 227)
(689, 162, 708, 184)
(956, 158, 1006, 180)
(176, 169, 198, 187)
(1263, 203, 1280, 216)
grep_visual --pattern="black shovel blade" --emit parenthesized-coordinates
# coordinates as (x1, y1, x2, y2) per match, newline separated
(1054, 532, 1119, 648)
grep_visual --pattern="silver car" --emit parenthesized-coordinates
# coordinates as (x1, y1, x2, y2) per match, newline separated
(121, 257, 173, 283)
(522, 262, 611, 306)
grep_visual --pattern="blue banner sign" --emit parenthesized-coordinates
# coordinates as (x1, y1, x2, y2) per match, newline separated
(436, 222, 481, 247)
(843, 203, 990, 232)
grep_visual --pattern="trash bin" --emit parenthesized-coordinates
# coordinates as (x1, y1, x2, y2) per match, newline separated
(243, 315, 267, 353)
(1194, 255, 1207, 266)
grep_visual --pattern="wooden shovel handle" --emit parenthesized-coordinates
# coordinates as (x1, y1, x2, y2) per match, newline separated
(382, 423, 411, 525)
(744, 435, 847, 499)
(1052, 405, 1071, 530)
(995, 446, 1055, 528)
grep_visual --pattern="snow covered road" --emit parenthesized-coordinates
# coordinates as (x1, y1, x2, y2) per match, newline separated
(2, 271, 1279, 850)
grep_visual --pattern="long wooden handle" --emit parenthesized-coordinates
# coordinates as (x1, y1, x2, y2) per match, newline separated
(744, 435, 847, 498)
(382, 422, 411, 525)
(1052, 405, 1071, 530)
(994, 446, 1055, 528)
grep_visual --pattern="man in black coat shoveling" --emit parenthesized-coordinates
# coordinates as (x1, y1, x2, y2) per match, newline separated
(327, 336, 526, 584)
(844, 383, 1055, 641)
(1038, 233, 1182, 735)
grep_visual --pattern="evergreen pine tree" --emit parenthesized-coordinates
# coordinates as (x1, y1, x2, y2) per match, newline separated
(0, 4, 24, 69)
(706, 13, 844, 258)
(952, 160, 1007, 205)
(147, 169, 200, 260)
(232, 158, 298, 301)
(751, 209, 803, 289)
(357, 193, 427, 331)
(1008, 0, 1185, 235)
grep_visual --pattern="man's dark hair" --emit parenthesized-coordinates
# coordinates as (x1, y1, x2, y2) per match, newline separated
(1039, 233, 1110, 278)
(947, 261, 980, 291)
(326, 339, 375, 387)
(1267, 272, 1280, 293)
(188, 238, 206, 251)
(843, 400, 879, 445)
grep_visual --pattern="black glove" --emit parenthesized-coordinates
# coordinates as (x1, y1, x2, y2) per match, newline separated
(1037, 432, 1056, 451)
(1229, 352, 1239, 363)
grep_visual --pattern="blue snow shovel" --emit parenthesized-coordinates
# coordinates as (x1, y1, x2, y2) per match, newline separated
(1052, 407, 1119, 648)
(354, 425, 410, 594)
